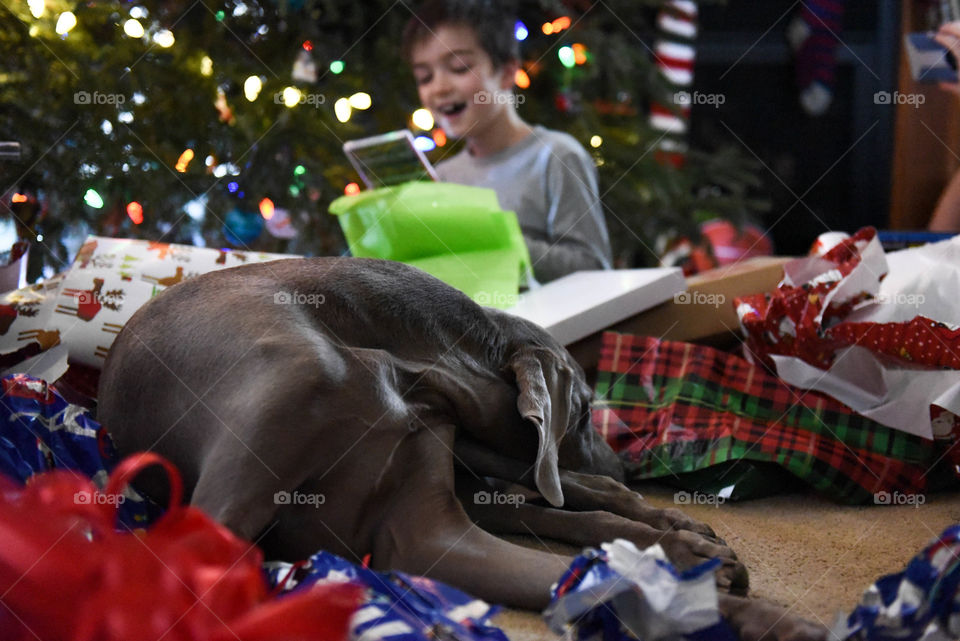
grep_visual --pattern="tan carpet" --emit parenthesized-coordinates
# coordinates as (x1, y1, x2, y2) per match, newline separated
(491, 483, 960, 641)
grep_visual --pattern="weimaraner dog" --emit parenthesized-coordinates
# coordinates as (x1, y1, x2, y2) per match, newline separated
(99, 257, 826, 641)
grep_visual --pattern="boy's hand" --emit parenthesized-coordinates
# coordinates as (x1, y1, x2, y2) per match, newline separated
(935, 21, 960, 96)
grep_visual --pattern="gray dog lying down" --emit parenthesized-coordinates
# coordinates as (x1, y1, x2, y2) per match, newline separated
(98, 257, 826, 641)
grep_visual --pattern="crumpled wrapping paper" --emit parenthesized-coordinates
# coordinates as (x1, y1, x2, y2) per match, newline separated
(544, 539, 736, 641)
(736, 227, 960, 440)
(835, 524, 960, 641)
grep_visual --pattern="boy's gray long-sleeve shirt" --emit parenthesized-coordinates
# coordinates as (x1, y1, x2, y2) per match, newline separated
(436, 125, 613, 283)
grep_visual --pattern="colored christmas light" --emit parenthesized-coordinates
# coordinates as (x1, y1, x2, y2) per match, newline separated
(348, 92, 371, 110)
(411, 108, 434, 130)
(334, 98, 351, 123)
(572, 43, 587, 65)
(413, 135, 435, 152)
(11, 194, 27, 203)
(153, 29, 175, 48)
(83, 189, 103, 208)
(432, 128, 447, 147)
(558, 46, 576, 68)
(302, 40, 313, 51)
(293, 165, 306, 176)
(200, 56, 213, 76)
(344, 182, 360, 196)
(227, 181, 239, 193)
(515, 68, 530, 89)
(259, 197, 275, 220)
(244, 75, 262, 102)
(282, 87, 301, 108)
(175, 148, 194, 172)
(55, 11, 76, 34)
(514, 21, 528, 40)
(126, 201, 143, 224)
(330, 60, 344, 74)
(123, 19, 144, 38)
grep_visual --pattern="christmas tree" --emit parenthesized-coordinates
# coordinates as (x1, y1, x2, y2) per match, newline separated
(1, 0, 766, 279)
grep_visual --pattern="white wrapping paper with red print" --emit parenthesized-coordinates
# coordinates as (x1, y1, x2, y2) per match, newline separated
(736, 227, 960, 440)
(0, 236, 297, 372)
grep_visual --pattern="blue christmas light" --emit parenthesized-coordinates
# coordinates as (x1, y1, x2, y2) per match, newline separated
(413, 135, 436, 152)
(515, 20, 528, 41)
(227, 181, 239, 193)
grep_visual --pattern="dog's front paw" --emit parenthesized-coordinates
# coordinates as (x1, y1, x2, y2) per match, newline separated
(719, 594, 828, 641)
(660, 530, 749, 595)
(649, 506, 720, 538)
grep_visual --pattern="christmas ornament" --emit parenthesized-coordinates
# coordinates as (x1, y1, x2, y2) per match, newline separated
(291, 49, 317, 83)
(265, 208, 298, 239)
(222, 208, 263, 246)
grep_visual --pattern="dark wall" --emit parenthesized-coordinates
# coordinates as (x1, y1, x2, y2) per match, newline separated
(689, 0, 900, 255)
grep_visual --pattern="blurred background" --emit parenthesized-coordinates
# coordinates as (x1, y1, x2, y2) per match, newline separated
(1, 0, 951, 280)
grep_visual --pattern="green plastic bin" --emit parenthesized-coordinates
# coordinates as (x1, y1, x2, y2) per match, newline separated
(329, 182, 532, 308)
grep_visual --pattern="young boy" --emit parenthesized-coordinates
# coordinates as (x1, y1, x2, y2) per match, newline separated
(402, 0, 613, 283)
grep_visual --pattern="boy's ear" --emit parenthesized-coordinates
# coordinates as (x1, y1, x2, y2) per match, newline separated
(498, 58, 520, 91)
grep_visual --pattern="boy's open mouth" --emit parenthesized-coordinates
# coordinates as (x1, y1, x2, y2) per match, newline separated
(438, 102, 467, 116)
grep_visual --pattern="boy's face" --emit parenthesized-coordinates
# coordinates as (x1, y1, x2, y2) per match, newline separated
(409, 24, 517, 140)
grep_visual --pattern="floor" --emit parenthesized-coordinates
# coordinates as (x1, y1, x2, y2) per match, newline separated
(490, 482, 960, 640)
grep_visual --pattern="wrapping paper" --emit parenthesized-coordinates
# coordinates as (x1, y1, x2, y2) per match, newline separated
(835, 524, 960, 641)
(543, 539, 737, 641)
(266, 552, 509, 641)
(0, 236, 296, 373)
(0, 374, 510, 641)
(592, 333, 938, 503)
(0, 373, 155, 527)
(736, 228, 960, 440)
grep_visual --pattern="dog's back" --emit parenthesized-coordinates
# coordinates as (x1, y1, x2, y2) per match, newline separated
(98, 258, 539, 540)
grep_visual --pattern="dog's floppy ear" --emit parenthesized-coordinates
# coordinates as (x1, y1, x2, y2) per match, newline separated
(507, 347, 572, 507)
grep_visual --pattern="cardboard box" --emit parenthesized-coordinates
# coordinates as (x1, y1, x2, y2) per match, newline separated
(567, 256, 792, 381)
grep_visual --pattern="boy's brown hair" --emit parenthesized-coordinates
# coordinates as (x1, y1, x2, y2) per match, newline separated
(401, 0, 520, 69)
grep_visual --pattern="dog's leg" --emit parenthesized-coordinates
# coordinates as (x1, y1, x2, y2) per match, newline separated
(189, 435, 291, 541)
(461, 485, 825, 641)
(461, 483, 748, 594)
(454, 439, 718, 537)
(365, 422, 574, 610)
(719, 594, 828, 641)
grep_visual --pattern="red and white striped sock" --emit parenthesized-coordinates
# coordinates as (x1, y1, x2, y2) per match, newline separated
(650, 0, 697, 169)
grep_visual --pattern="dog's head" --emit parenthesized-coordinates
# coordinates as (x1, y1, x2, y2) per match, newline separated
(506, 343, 624, 507)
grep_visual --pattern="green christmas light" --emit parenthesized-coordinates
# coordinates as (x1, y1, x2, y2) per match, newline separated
(558, 46, 576, 69)
(329, 60, 344, 74)
(83, 189, 104, 208)
(215, 10, 225, 21)
(289, 184, 300, 196)
(293, 164, 306, 176)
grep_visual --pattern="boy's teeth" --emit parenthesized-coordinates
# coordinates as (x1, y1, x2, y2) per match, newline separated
(439, 103, 465, 115)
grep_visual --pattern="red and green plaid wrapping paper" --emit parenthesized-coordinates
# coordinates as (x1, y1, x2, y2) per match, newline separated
(591, 332, 938, 503)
